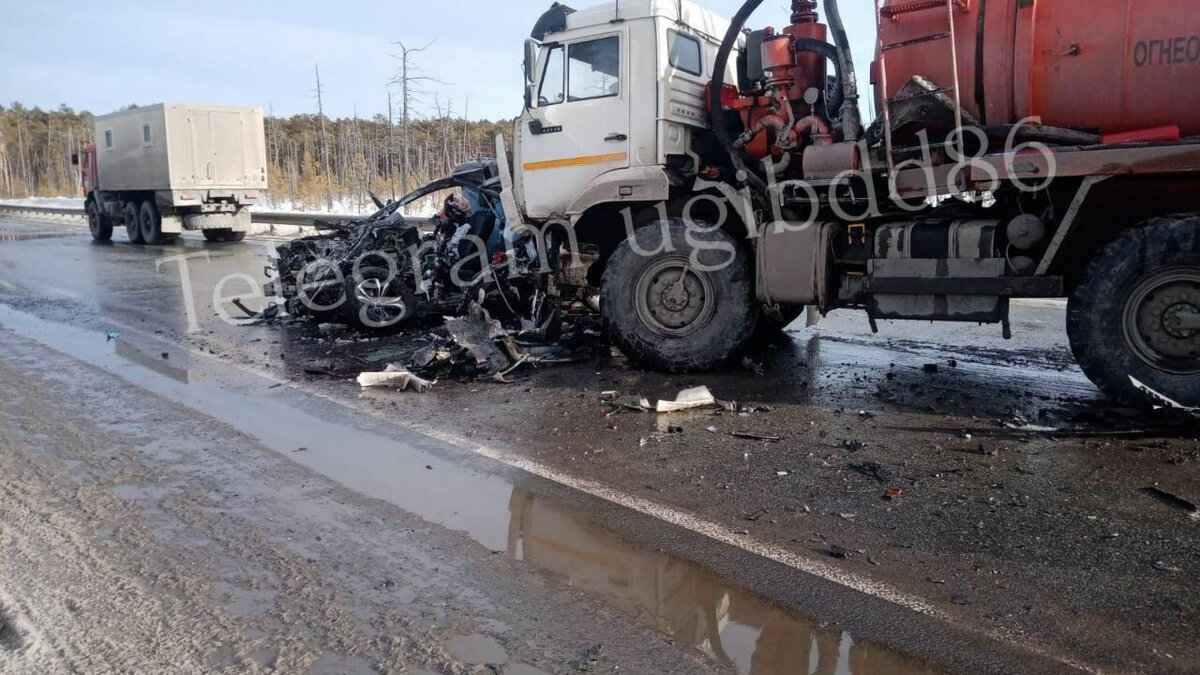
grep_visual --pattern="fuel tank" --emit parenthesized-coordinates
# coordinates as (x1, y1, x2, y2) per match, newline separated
(875, 0, 1200, 136)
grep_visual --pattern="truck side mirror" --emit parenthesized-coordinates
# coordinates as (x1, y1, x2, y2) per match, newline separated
(524, 38, 538, 84)
(524, 39, 539, 110)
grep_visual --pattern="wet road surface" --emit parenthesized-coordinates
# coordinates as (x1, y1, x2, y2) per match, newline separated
(0, 217, 1197, 674)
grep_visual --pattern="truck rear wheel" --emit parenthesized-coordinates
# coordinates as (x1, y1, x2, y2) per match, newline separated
(602, 219, 757, 371)
(203, 229, 246, 243)
(124, 202, 144, 245)
(138, 201, 168, 245)
(1068, 216, 1200, 407)
(87, 201, 112, 242)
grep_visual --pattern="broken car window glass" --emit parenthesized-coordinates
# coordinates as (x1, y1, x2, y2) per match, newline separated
(539, 45, 566, 106)
(568, 36, 619, 101)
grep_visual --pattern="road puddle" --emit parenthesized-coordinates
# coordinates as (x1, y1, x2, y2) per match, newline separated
(0, 303, 938, 674)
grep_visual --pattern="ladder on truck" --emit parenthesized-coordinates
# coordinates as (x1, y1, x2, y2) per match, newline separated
(874, 0, 970, 195)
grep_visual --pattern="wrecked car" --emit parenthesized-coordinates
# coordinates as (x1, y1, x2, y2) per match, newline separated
(265, 159, 599, 337)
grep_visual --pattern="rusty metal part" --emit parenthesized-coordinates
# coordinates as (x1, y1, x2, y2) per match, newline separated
(802, 141, 860, 179)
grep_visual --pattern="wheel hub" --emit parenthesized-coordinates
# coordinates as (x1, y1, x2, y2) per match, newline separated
(1123, 269, 1200, 374)
(355, 278, 408, 324)
(635, 257, 716, 338)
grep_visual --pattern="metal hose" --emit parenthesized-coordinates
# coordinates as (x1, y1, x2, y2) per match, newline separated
(708, 0, 769, 191)
(823, 0, 862, 141)
(792, 37, 844, 119)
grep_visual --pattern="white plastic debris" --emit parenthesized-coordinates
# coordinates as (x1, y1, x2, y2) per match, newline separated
(1130, 376, 1200, 415)
(654, 386, 718, 413)
(357, 365, 436, 393)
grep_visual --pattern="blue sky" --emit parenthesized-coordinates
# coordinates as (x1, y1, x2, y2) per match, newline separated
(3, 0, 877, 122)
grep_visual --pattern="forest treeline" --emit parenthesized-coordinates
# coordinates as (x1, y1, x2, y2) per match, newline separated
(0, 102, 511, 211)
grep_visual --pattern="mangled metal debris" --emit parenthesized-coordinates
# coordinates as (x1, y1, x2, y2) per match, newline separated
(261, 158, 605, 385)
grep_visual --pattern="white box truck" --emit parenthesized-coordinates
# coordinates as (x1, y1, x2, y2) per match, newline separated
(76, 103, 268, 244)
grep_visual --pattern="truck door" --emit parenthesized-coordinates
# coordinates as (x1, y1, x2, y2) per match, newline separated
(519, 30, 630, 219)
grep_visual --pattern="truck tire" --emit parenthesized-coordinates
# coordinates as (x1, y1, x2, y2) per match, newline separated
(138, 201, 168, 245)
(602, 219, 757, 371)
(344, 266, 416, 331)
(1067, 215, 1200, 407)
(203, 229, 246, 243)
(124, 202, 144, 245)
(86, 201, 112, 242)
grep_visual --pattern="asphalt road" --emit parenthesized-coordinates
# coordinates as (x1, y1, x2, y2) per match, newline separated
(0, 217, 1196, 675)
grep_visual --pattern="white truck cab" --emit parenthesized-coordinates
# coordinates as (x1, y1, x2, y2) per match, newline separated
(513, 0, 735, 223)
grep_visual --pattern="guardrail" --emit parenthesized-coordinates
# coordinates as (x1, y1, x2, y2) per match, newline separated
(0, 204, 433, 235)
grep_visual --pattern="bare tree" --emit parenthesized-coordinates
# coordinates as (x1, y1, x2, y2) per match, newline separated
(314, 63, 334, 209)
(389, 40, 444, 195)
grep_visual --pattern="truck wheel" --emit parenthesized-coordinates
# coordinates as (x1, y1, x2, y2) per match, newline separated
(87, 201, 112, 241)
(139, 201, 166, 245)
(223, 231, 246, 242)
(1068, 215, 1200, 406)
(203, 229, 232, 242)
(124, 202, 144, 245)
(602, 219, 757, 371)
(344, 266, 415, 331)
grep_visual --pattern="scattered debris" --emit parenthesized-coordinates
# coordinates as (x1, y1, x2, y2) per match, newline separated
(884, 488, 904, 500)
(826, 545, 851, 559)
(357, 365, 436, 393)
(923, 364, 940, 374)
(105, 331, 119, 341)
(1142, 486, 1200, 518)
(571, 645, 604, 672)
(1151, 561, 1184, 573)
(744, 508, 769, 522)
(733, 432, 783, 443)
(655, 386, 718, 413)
(840, 440, 867, 451)
(849, 461, 891, 483)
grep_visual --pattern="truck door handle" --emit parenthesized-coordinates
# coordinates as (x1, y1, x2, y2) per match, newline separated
(605, 133, 628, 142)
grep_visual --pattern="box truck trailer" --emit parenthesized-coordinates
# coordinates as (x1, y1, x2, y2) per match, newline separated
(77, 103, 268, 244)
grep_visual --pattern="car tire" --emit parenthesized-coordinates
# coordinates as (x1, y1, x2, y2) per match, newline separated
(602, 218, 757, 371)
(87, 201, 112, 241)
(124, 202, 144, 245)
(1067, 215, 1200, 407)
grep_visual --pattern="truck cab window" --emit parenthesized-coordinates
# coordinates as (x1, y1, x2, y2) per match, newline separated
(568, 36, 620, 101)
(142, 124, 153, 144)
(539, 45, 565, 106)
(668, 31, 702, 76)
(104, 130, 113, 149)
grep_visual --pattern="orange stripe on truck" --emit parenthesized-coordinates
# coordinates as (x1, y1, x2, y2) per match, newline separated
(522, 152, 627, 171)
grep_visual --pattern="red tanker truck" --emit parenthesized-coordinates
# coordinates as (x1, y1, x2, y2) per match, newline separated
(495, 0, 1200, 407)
